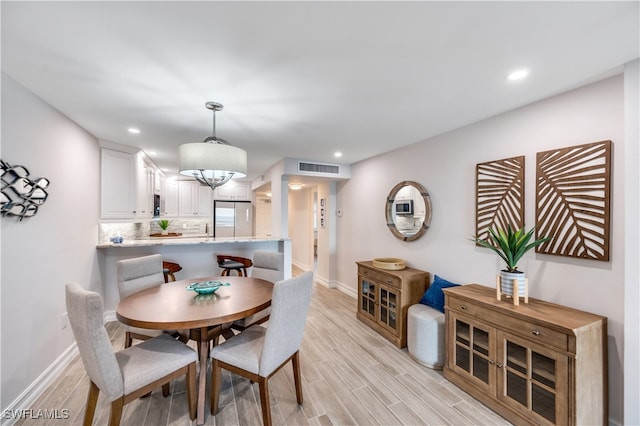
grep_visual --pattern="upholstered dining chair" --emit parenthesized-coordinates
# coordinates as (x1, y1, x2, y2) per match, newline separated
(117, 254, 180, 347)
(210, 271, 314, 426)
(232, 250, 285, 331)
(65, 283, 197, 426)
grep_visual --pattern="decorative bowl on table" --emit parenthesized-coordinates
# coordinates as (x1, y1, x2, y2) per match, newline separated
(372, 257, 406, 270)
(186, 281, 230, 294)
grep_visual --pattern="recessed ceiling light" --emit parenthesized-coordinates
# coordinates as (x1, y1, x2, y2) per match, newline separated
(128, 127, 141, 134)
(289, 183, 303, 191)
(334, 151, 342, 158)
(507, 69, 529, 81)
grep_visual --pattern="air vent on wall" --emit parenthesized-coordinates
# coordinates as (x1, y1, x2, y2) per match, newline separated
(298, 162, 340, 174)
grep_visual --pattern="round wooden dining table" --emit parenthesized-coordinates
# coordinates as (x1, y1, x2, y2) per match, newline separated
(116, 276, 273, 425)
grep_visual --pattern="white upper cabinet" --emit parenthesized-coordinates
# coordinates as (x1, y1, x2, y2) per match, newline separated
(135, 157, 155, 218)
(213, 181, 251, 200)
(100, 148, 137, 219)
(178, 181, 212, 217)
(100, 145, 162, 220)
(164, 179, 179, 217)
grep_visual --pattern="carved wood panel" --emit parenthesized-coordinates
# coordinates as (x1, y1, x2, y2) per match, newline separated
(535, 140, 611, 261)
(475, 156, 525, 242)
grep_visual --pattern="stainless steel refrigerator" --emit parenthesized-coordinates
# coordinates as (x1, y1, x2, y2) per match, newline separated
(214, 201, 252, 238)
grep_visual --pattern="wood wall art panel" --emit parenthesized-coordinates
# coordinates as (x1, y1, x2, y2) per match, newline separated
(475, 156, 525, 242)
(535, 140, 611, 261)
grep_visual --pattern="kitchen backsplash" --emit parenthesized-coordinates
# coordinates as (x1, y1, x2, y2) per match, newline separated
(99, 219, 212, 244)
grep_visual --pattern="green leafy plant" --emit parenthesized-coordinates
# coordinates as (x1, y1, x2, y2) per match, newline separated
(157, 219, 171, 231)
(472, 226, 551, 272)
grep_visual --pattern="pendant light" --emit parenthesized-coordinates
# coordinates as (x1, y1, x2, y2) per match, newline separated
(179, 102, 247, 190)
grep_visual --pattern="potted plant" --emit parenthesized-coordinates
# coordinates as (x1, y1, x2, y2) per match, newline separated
(157, 219, 171, 235)
(472, 226, 551, 297)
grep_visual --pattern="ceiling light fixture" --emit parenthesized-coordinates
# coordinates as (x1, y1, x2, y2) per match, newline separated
(128, 127, 141, 134)
(289, 183, 303, 191)
(334, 151, 342, 158)
(179, 102, 247, 190)
(507, 69, 529, 81)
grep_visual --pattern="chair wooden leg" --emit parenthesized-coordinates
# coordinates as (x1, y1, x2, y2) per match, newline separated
(124, 332, 132, 348)
(292, 351, 303, 405)
(162, 382, 170, 397)
(258, 377, 272, 426)
(83, 381, 100, 426)
(210, 359, 222, 415)
(108, 398, 124, 426)
(187, 362, 197, 420)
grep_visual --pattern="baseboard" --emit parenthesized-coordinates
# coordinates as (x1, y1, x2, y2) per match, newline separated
(1, 342, 78, 426)
(334, 280, 357, 299)
(104, 310, 117, 323)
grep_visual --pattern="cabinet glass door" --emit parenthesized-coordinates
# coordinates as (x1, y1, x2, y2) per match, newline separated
(360, 278, 376, 319)
(378, 286, 398, 331)
(498, 332, 567, 424)
(450, 313, 495, 392)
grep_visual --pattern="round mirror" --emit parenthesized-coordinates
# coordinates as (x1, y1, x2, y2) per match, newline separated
(385, 181, 432, 241)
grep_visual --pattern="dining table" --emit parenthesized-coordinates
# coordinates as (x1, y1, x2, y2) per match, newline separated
(116, 276, 274, 425)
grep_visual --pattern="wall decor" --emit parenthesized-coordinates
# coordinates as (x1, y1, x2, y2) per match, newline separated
(1, 159, 50, 221)
(475, 156, 525, 243)
(535, 140, 611, 261)
(385, 181, 432, 242)
(320, 198, 326, 228)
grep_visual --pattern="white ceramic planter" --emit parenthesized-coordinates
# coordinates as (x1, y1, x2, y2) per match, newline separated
(500, 270, 526, 297)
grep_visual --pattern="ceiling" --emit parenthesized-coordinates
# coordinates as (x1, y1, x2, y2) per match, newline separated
(2, 1, 638, 181)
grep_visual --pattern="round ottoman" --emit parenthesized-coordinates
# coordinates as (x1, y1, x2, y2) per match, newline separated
(407, 304, 445, 370)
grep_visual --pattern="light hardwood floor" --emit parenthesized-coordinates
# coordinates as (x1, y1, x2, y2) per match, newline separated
(17, 273, 510, 425)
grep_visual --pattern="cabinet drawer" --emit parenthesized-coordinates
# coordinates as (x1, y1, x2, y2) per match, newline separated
(358, 267, 401, 289)
(447, 296, 568, 351)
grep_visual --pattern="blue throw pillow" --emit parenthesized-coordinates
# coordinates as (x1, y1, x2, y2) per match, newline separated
(419, 275, 460, 313)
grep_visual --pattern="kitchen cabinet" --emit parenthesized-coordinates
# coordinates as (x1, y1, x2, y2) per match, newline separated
(443, 284, 607, 425)
(214, 181, 251, 200)
(178, 181, 212, 217)
(135, 157, 155, 218)
(163, 179, 179, 216)
(356, 261, 429, 348)
(100, 148, 137, 219)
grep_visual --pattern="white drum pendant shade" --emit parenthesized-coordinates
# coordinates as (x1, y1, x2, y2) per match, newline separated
(179, 142, 247, 180)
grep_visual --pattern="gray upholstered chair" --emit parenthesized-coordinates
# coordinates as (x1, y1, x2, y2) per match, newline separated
(117, 254, 175, 347)
(232, 250, 285, 331)
(65, 283, 197, 426)
(210, 271, 313, 426)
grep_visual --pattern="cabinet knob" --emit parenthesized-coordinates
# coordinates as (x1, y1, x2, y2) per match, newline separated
(496, 363, 503, 368)
(460, 305, 468, 310)
(489, 360, 495, 365)
(531, 329, 540, 336)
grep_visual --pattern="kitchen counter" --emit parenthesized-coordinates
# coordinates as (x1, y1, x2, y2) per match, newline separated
(96, 236, 286, 249)
(97, 236, 292, 313)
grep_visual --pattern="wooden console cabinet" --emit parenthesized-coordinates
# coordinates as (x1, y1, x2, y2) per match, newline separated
(443, 284, 607, 426)
(356, 261, 429, 348)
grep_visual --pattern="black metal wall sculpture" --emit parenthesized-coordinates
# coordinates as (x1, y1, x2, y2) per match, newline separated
(1, 159, 50, 220)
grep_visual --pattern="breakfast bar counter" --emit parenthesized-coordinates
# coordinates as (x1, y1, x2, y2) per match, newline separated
(96, 236, 286, 249)
(96, 236, 291, 313)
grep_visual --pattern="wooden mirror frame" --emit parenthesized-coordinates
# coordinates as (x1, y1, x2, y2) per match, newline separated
(385, 181, 432, 242)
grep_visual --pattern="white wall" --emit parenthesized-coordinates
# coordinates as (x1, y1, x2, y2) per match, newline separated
(288, 187, 313, 271)
(623, 59, 640, 425)
(336, 74, 626, 423)
(0, 74, 101, 410)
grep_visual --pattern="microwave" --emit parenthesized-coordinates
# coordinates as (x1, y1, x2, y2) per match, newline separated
(395, 199, 413, 215)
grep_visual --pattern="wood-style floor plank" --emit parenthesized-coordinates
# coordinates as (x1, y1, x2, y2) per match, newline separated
(16, 267, 511, 425)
